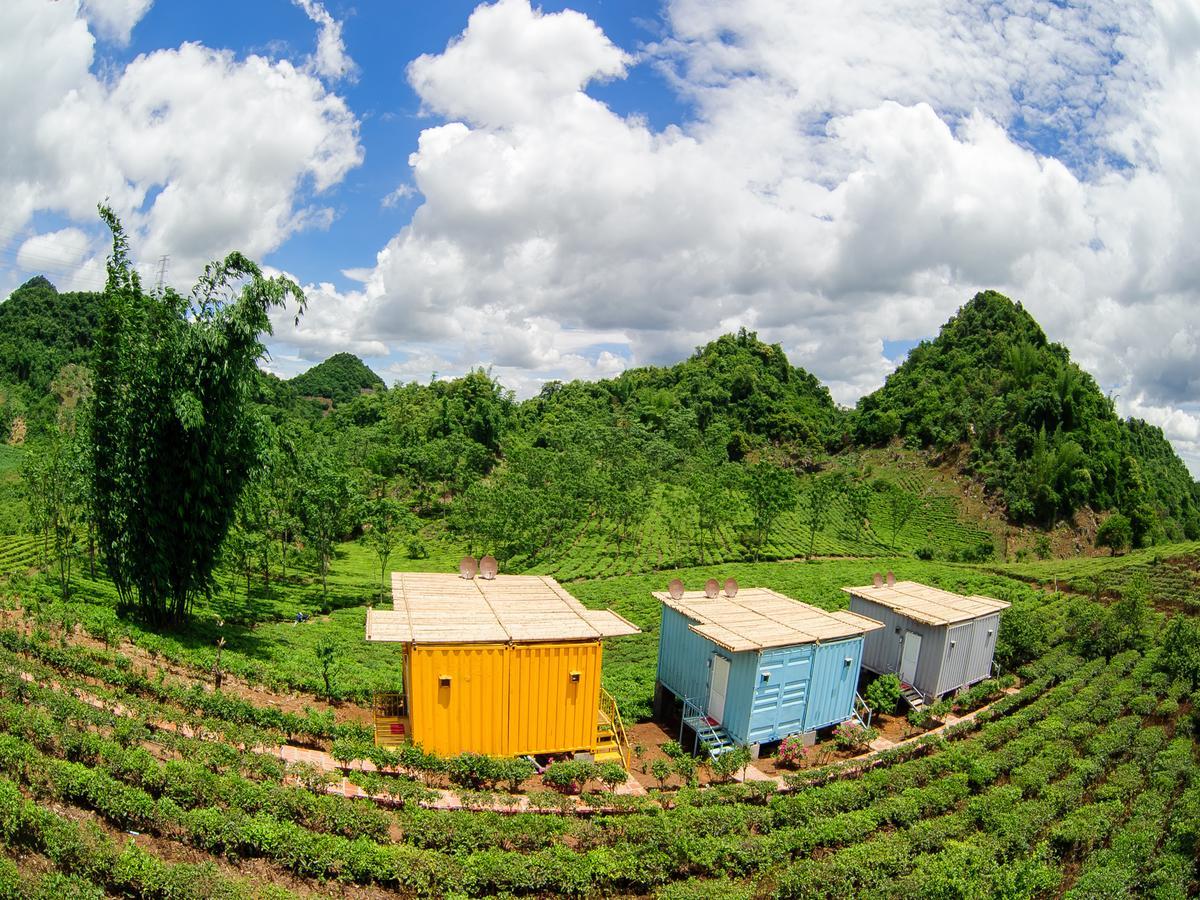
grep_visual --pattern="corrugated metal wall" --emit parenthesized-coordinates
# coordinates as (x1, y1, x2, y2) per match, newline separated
(408, 641, 602, 757)
(409, 643, 509, 756)
(805, 638, 863, 731)
(657, 606, 715, 705)
(852, 597, 909, 675)
(935, 613, 1000, 695)
(507, 642, 601, 755)
(749, 645, 813, 743)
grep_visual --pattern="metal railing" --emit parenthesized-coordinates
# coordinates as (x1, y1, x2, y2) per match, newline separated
(372, 691, 409, 748)
(853, 691, 873, 729)
(598, 687, 631, 769)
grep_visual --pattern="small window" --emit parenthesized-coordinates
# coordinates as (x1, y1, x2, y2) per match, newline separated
(569, 671, 581, 683)
(438, 676, 452, 688)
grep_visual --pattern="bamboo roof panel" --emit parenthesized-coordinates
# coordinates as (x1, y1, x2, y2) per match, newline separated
(365, 573, 641, 643)
(653, 587, 884, 652)
(841, 581, 1010, 626)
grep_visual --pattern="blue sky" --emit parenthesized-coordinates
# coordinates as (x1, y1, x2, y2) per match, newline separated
(99, 0, 693, 294)
(1, 0, 1199, 473)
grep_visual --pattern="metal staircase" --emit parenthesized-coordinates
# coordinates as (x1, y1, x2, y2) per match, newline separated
(595, 688, 631, 768)
(901, 684, 925, 710)
(682, 697, 736, 758)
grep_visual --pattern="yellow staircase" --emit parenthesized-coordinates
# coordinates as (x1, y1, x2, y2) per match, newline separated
(372, 691, 410, 749)
(594, 688, 631, 768)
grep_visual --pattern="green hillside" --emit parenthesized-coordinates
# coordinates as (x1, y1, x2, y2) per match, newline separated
(287, 351, 385, 404)
(855, 290, 1199, 541)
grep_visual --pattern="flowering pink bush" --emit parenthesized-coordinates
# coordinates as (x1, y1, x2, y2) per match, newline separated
(777, 735, 809, 769)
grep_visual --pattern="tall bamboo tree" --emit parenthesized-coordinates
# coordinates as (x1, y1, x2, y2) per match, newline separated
(90, 206, 304, 624)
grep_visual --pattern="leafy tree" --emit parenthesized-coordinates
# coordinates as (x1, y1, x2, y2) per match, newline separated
(297, 455, 354, 605)
(875, 479, 927, 552)
(1095, 514, 1132, 555)
(743, 461, 797, 560)
(1157, 616, 1200, 688)
(797, 473, 842, 560)
(864, 674, 902, 715)
(314, 634, 339, 698)
(88, 207, 304, 624)
(844, 476, 872, 543)
(361, 496, 412, 603)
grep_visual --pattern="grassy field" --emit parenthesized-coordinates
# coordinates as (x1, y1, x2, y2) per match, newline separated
(0, 446, 24, 536)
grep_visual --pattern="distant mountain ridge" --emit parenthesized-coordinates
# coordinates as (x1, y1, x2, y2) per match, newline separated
(2, 276, 1196, 542)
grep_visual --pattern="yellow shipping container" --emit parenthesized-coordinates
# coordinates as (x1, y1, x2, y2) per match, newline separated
(366, 571, 640, 762)
(406, 641, 602, 757)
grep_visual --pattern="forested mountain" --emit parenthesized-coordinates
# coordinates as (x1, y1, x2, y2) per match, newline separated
(4, 275, 1197, 557)
(0, 277, 101, 438)
(287, 352, 385, 404)
(854, 291, 1200, 542)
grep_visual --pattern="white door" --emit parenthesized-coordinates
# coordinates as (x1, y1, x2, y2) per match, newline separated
(899, 631, 922, 685)
(708, 655, 731, 724)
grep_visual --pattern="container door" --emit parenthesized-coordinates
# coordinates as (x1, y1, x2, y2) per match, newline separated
(708, 655, 731, 724)
(899, 631, 922, 685)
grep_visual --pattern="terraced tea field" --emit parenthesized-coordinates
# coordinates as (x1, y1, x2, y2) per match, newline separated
(0, 567, 1194, 898)
(520, 462, 995, 583)
(992, 541, 1200, 612)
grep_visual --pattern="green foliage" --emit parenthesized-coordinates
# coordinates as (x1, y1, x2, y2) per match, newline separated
(741, 461, 797, 560)
(709, 747, 751, 783)
(864, 674, 902, 715)
(1095, 514, 1132, 555)
(314, 634, 339, 698)
(854, 290, 1199, 537)
(287, 352, 384, 405)
(541, 760, 596, 794)
(1157, 616, 1200, 688)
(89, 208, 304, 624)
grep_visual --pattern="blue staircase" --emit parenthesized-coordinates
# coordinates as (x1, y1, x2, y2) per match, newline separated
(682, 698, 736, 758)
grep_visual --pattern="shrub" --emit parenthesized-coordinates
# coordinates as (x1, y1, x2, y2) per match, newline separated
(914, 547, 934, 560)
(660, 740, 685, 759)
(710, 747, 751, 782)
(833, 722, 877, 753)
(671, 754, 699, 787)
(596, 762, 628, 792)
(777, 735, 809, 769)
(446, 753, 509, 791)
(864, 674, 902, 716)
(542, 760, 595, 795)
(1095, 514, 1132, 555)
(650, 758, 672, 790)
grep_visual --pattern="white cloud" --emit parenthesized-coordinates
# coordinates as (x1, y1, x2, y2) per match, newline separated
(81, 0, 153, 45)
(265, 0, 1200, 476)
(293, 0, 358, 82)
(15, 227, 106, 293)
(407, 0, 630, 126)
(0, 0, 363, 291)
